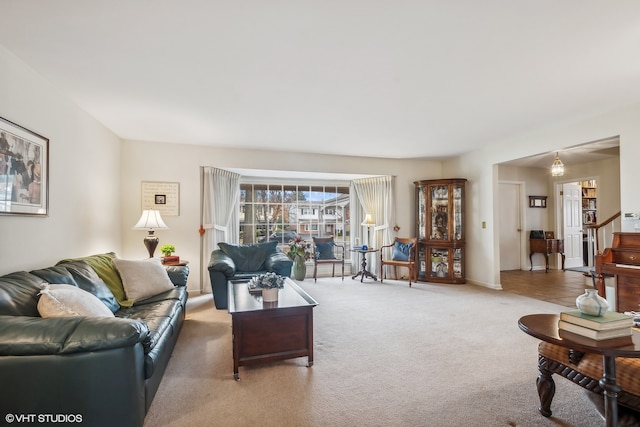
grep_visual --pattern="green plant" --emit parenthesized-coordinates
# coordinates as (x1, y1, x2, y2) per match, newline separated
(160, 244, 176, 256)
(287, 235, 312, 261)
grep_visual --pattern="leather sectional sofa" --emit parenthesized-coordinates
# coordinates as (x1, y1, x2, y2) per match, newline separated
(207, 241, 293, 309)
(0, 253, 188, 427)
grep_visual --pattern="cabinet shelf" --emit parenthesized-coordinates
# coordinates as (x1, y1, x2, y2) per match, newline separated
(414, 178, 467, 284)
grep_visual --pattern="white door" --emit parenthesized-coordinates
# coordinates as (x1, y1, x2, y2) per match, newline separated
(499, 183, 522, 270)
(562, 183, 583, 269)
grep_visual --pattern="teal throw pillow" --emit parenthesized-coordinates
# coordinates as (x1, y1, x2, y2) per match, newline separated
(315, 242, 335, 260)
(218, 241, 278, 272)
(392, 241, 413, 261)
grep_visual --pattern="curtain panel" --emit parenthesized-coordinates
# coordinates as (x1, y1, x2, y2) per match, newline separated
(350, 175, 395, 274)
(200, 167, 241, 293)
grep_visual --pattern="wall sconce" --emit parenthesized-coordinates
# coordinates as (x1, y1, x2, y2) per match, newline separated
(551, 152, 565, 176)
(133, 209, 168, 258)
(361, 213, 375, 247)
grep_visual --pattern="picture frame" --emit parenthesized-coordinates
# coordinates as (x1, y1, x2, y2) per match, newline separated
(141, 181, 179, 215)
(0, 117, 49, 216)
(529, 196, 547, 208)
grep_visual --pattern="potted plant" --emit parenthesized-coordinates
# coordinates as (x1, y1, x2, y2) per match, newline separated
(249, 272, 285, 302)
(160, 244, 176, 257)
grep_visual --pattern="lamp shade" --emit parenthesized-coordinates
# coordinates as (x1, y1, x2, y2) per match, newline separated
(551, 152, 565, 177)
(133, 210, 168, 230)
(361, 213, 375, 226)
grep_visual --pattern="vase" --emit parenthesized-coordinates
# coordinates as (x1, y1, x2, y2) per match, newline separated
(261, 287, 278, 302)
(293, 255, 306, 281)
(576, 289, 609, 316)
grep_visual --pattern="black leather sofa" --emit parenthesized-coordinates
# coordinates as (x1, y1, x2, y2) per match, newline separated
(207, 241, 292, 309)
(0, 253, 188, 427)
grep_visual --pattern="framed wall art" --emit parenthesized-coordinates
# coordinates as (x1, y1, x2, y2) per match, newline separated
(141, 181, 180, 216)
(529, 195, 547, 208)
(0, 117, 49, 216)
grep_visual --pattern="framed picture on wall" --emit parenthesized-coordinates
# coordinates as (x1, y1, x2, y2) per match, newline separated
(0, 117, 49, 216)
(529, 195, 547, 208)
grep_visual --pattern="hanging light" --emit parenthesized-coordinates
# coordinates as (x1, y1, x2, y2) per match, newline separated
(551, 152, 565, 176)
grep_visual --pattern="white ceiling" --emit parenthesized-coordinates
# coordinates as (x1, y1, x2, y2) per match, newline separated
(1, 1, 639, 160)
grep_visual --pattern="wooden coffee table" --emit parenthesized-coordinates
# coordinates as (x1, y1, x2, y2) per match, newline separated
(228, 278, 318, 380)
(519, 314, 640, 427)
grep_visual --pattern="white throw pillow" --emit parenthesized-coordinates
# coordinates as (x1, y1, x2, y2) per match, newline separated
(113, 258, 175, 302)
(38, 283, 115, 318)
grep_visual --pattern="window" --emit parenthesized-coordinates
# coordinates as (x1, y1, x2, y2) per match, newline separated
(240, 183, 350, 251)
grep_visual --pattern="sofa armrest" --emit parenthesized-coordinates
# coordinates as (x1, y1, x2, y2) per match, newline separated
(165, 265, 189, 286)
(0, 315, 150, 356)
(265, 250, 293, 277)
(208, 250, 236, 277)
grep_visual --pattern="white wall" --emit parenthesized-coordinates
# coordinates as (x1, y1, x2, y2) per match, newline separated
(0, 46, 122, 274)
(120, 140, 442, 291)
(446, 103, 639, 289)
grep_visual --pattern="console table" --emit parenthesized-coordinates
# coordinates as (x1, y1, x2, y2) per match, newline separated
(529, 239, 565, 272)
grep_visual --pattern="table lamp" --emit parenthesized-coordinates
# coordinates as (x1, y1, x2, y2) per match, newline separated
(133, 209, 168, 258)
(361, 213, 375, 247)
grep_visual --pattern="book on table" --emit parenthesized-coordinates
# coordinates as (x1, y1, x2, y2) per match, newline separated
(558, 320, 632, 340)
(558, 329, 634, 348)
(559, 310, 633, 330)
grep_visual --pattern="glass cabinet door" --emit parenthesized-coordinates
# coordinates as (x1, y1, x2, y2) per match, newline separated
(452, 183, 464, 241)
(416, 186, 426, 240)
(429, 184, 449, 241)
(428, 247, 450, 279)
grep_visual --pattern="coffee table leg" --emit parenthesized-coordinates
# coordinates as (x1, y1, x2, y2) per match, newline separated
(600, 355, 620, 427)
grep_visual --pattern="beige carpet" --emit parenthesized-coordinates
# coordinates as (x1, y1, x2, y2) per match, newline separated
(144, 278, 606, 427)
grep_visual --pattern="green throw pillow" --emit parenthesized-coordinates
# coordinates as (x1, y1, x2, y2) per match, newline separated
(57, 253, 134, 307)
(218, 241, 277, 272)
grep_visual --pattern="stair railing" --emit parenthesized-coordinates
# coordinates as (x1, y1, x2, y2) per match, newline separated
(583, 211, 621, 267)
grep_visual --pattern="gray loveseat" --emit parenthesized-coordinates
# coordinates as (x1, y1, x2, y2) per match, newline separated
(207, 241, 293, 309)
(0, 253, 188, 427)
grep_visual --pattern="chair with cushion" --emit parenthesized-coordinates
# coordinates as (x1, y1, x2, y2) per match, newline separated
(207, 241, 293, 309)
(379, 237, 418, 286)
(312, 237, 345, 282)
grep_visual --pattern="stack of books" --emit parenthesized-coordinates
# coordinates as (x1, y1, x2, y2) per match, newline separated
(558, 310, 634, 346)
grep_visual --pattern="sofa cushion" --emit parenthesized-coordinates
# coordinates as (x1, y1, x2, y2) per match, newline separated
(218, 241, 278, 272)
(392, 241, 414, 261)
(31, 261, 119, 313)
(0, 271, 43, 316)
(113, 258, 175, 302)
(37, 284, 115, 318)
(58, 252, 134, 307)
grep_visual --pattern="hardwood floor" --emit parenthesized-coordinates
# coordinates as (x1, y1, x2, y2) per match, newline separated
(501, 268, 593, 307)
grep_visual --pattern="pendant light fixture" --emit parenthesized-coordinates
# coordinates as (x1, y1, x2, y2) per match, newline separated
(551, 152, 565, 176)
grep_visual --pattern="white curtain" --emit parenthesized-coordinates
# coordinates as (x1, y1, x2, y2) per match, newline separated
(200, 167, 241, 293)
(350, 175, 395, 275)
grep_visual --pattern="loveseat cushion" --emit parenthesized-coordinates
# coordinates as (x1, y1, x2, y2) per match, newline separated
(218, 241, 278, 272)
(0, 272, 43, 317)
(31, 261, 120, 313)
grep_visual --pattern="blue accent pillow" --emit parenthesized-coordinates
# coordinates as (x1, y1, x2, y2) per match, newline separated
(315, 242, 335, 260)
(392, 242, 413, 261)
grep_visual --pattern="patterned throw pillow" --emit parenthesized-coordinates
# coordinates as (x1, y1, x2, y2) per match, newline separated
(392, 242, 413, 261)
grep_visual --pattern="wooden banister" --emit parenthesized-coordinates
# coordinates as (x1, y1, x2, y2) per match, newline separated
(583, 211, 621, 265)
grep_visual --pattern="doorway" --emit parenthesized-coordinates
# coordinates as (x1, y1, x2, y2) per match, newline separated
(499, 182, 523, 270)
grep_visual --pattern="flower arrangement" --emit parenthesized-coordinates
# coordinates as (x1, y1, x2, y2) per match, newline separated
(287, 235, 313, 261)
(249, 272, 286, 289)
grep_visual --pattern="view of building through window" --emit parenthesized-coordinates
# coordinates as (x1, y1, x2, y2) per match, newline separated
(239, 184, 350, 253)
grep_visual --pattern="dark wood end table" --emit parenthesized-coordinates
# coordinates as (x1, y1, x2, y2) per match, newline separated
(351, 248, 378, 282)
(518, 313, 640, 427)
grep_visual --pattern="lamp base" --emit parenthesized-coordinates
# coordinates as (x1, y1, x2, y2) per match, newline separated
(143, 231, 159, 258)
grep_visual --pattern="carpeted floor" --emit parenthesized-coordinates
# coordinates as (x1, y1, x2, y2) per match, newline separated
(144, 278, 606, 427)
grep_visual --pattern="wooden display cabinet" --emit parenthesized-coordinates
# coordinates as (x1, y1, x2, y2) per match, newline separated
(414, 178, 466, 284)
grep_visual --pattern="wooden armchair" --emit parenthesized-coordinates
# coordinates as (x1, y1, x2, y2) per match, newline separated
(379, 237, 418, 286)
(312, 237, 345, 282)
